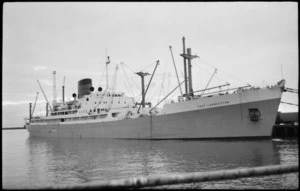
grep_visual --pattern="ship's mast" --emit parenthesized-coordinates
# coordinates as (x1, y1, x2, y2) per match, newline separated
(29, 103, 32, 123)
(137, 60, 159, 113)
(62, 76, 65, 104)
(105, 50, 110, 91)
(182, 37, 188, 96)
(180, 37, 199, 98)
(187, 48, 193, 97)
(53, 71, 57, 103)
(136, 72, 150, 109)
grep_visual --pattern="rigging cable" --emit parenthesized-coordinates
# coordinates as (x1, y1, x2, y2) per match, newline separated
(198, 57, 251, 86)
(140, 60, 157, 73)
(202, 68, 217, 95)
(280, 101, 298, 106)
(156, 73, 166, 105)
(285, 88, 298, 93)
(122, 63, 140, 89)
(98, 66, 106, 87)
(120, 63, 135, 98)
(169, 45, 183, 96)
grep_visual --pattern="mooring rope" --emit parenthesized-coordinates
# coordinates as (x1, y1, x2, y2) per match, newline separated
(36, 159, 298, 189)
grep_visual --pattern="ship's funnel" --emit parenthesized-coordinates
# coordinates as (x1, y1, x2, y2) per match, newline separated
(78, 78, 93, 99)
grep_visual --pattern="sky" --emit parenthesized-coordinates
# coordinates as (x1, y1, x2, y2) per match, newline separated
(2, 2, 298, 127)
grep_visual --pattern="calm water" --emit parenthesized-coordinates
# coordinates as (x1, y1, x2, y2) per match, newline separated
(2, 129, 298, 189)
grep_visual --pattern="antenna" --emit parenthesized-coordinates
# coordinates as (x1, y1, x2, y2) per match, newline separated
(105, 49, 110, 90)
(281, 64, 284, 79)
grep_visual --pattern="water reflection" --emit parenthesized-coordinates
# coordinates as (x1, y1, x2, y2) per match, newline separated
(25, 136, 282, 187)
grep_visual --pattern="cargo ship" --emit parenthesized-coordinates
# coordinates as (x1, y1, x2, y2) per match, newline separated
(25, 37, 286, 139)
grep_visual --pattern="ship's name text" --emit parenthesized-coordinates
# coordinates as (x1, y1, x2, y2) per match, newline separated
(198, 101, 230, 108)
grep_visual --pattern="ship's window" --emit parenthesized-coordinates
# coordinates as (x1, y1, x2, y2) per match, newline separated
(87, 98, 89, 101)
(118, 101, 120, 104)
(95, 102, 97, 104)
(94, 109, 96, 112)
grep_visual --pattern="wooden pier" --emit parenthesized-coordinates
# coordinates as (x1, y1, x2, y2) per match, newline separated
(273, 112, 298, 138)
(272, 124, 298, 138)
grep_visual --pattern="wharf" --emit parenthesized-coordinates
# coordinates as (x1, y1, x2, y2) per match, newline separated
(272, 124, 298, 138)
(2, 127, 26, 130)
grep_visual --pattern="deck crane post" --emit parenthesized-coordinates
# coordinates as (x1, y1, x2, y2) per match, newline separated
(37, 80, 53, 112)
(137, 60, 159, 113)
(31, 92, 39, 117)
